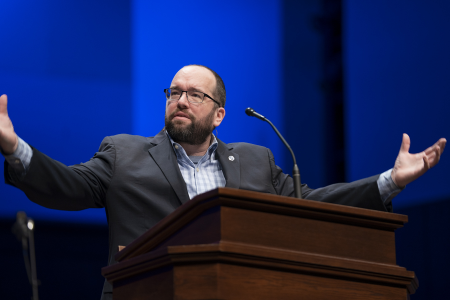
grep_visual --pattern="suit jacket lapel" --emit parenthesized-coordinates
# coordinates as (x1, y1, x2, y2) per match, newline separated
(147, 131, 190, 205)
(216, 139, 240, 189)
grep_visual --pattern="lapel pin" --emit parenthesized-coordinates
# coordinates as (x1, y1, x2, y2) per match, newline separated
(228, 156, 235, 161)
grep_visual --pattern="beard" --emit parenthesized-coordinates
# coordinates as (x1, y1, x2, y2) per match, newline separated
(165, 108, 216, 145)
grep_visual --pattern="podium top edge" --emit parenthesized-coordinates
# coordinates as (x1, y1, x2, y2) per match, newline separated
(193, 188, 407, 223)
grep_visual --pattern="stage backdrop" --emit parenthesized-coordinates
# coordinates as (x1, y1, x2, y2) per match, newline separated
(343, 0, 450, 209)
(0, 0, 283, 224)
(1, 0, 449, 224)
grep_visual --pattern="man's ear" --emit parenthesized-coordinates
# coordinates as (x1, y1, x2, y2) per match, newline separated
(213, 107, 226, 127)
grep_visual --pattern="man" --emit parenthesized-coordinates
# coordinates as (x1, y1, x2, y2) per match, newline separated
(0, 65, 446, 299)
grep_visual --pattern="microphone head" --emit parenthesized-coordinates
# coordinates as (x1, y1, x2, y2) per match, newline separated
(245, 107, 255, 116)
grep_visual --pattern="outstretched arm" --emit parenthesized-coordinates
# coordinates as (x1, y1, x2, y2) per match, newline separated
(391, 133, 446, 188)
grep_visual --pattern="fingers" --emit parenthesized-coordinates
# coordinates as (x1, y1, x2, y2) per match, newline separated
(424, 144, 443, 168)
(435, 145, 441, 164)
(428, 145, 441, 168)
(400, 133, 411, 153)
(0, 94, 7, 115)
(423, 154, 430, 170)
(424, 138, 447, 155)
(439, 138, 446, 154)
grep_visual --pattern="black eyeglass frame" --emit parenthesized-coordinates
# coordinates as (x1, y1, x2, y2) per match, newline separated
(164, 88, 221, 107)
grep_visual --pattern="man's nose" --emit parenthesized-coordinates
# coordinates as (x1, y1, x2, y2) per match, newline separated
(177, 92, 190, 108)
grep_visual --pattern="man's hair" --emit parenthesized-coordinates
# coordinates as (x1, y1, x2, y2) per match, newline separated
(186, 64, 226, 108)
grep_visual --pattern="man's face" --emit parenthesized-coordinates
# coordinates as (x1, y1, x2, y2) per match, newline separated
(165, 66, 225, 145)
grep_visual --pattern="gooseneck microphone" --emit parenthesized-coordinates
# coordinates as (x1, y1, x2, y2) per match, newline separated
(245, 107, 303, 199)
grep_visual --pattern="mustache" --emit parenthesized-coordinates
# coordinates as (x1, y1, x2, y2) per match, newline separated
(169, 109, 195, 121)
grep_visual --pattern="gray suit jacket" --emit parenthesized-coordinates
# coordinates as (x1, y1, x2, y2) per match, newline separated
(4, 130, 390, 297)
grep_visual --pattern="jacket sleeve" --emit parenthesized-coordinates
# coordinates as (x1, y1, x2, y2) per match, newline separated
(268, 148, 392, 212)
(4, 137, 116, 211)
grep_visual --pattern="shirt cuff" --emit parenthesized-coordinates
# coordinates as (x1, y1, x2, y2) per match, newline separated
(2, 136, 33, 175)
(377, 168, 404, 204)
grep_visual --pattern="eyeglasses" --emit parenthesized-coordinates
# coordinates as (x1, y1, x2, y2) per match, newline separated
(164, 88, 221, 107)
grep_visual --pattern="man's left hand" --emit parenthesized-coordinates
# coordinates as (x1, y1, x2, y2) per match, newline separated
(391, 133, 446, 188)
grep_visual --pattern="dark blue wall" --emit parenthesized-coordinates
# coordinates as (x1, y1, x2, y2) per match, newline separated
(8, 0, 448, 222)
(343, 0, 450, 209)
(0, 0, 131, 223)
(283, 0, 328, 188)
(1, 0, 449, 299)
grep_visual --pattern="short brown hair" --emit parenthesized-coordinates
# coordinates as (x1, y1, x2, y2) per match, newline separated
(186, 64, 226, 108)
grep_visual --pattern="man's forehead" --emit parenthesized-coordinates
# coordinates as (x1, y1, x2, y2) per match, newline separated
(171, 66, 216, 90)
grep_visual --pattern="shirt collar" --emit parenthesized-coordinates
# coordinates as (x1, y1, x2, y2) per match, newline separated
(165, 130, 219, 165)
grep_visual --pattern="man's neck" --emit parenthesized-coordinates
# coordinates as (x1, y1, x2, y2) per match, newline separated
(178, 134, 213, 157)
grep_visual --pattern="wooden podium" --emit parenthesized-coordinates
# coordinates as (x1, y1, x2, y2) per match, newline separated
(102, 188, 418, 300)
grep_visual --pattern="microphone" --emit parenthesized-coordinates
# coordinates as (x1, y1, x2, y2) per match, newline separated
(11, 212, 40, 300)
(12, 211, 29, 244)
(245, 107, 303, 198)
(245, 107, 266, 121)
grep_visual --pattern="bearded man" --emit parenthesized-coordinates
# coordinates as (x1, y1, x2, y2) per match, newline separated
(0, 65, 446, 300)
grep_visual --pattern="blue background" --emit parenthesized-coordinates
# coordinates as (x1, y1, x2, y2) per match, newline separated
(0, 1, 449, 299)
(1, 0, 448, 222)
(344, 0, 450, 209)
(1, 0, 285, 223)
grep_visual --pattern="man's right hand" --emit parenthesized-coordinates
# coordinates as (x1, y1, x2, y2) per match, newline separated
(0, 94, 19, 155)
